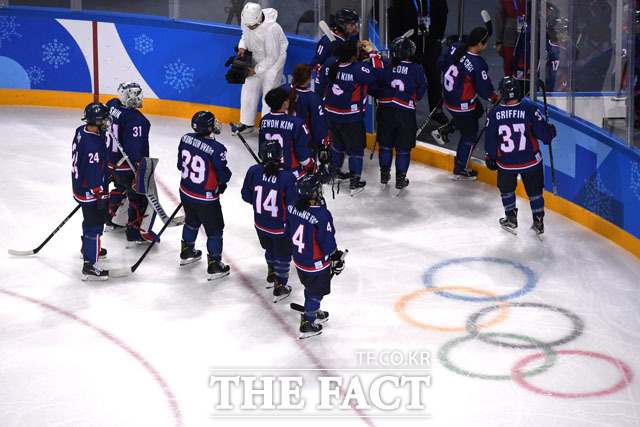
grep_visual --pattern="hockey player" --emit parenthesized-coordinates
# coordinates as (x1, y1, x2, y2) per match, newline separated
(310, 8, 360, 95)
(241, 140, 297, 302)
(377, 35, 427, 190)
(437, 26, 499, 180)
(280, 64, 329, 157)
(318, 39, 384, 194)
(546, 17, 569, 92)
(484, 76, 556, 237)
(233, 2, 289, 135)
(178, 111, 232, 280)
(105, 82, 156, 245)
(259, 87, 315, 180)
(73, 102, 111, 280)
(286, 174, 346, 339)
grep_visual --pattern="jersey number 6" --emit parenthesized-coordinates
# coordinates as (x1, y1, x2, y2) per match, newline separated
(444, 65, 459, 92)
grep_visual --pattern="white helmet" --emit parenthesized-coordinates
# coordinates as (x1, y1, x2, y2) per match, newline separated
(241, 2, 263, 26)
(117, 82, 143, 108)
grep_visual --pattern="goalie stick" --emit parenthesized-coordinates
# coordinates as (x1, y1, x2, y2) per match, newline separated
(109, 203, 183, 278)
(536, 79, 558, 195)
(230, 122, 261, 164)
(7, 154, 131, 257)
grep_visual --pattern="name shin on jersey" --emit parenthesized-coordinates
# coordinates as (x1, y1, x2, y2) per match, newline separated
(182, 134, 214, 155)
(287, 205, 318, 224)
(496, 109, 526, 121)
(261, 119, 295, 131)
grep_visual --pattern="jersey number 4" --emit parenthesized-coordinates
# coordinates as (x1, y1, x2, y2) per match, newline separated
(499, 123, 527, 153)
(292, 224, 305, 254)
(180, 149, 206, 184)
(254, 185, 279, 218)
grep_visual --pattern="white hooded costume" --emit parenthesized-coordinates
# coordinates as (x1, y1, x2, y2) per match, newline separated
(238, 4, 289, 126)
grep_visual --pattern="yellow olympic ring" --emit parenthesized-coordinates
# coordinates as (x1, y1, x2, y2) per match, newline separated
(395, 286, 510, 332)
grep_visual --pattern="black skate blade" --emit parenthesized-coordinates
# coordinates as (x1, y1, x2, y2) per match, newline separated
(350, 187, 365, 197)
(179, 255, 201, 266)
(273, 292, 291, 303)
(207, 271, 230, 281)
(266, 283, 275, 289)
(395, 188, 406, 197)
(299, 330, 322, 339)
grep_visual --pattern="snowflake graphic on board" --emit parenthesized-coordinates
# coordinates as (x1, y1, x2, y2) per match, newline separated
(631, 162, 640, 202)
(164, 59, 195, 93)
(583, 173, 614, 221)
(134, 33, 154, 55)
(0, 16, 22, 48)
(26, 66, 45, 86)
(42, 38, 71, 69)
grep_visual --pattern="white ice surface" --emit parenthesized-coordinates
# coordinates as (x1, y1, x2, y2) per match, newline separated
(1, 106, 639, 427)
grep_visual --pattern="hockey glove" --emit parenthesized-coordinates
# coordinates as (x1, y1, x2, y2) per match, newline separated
(486, 97, 500, 115)
(95, 192, 110, 215)
(218, 182, 228, 194)
(330, 250, 345, 276)
(318, 146, 331, 164)
(549, 124, 557, 139)
(485, 154, 498, 171)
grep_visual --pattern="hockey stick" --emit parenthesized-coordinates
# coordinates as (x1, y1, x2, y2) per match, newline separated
(318, 20, 335, 42)
(403, 29, 415, 38)
(416, 98, 443, 137)
(536, 79, 558, 195)
(289, 249, 348, 312)
(109, 203, 183, 278)
(481, 10, 492, 37)
(230, 122, 261, 164)
(8, 205, 81, 256)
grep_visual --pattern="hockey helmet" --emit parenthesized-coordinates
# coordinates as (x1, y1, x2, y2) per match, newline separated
(191, 110, 218, 135)
(82, 102, 111, 127)
(242, 2, 264, 27)
(262, 139, 283, 164)
(296, 174, 322, 200)
(498, 76, 522, 103)
(117, 82, 143, 109)
(549, 17, 569, 44)
(390, 36, 416, 60)
(335, 8, 360, 36)
(315, 164, 332, 185)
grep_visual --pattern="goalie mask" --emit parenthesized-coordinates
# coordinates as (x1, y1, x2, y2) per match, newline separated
(117, 82, 144, 109)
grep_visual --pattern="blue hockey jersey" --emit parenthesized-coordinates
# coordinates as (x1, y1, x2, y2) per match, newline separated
(72, 126, 109, 204)
(259, 112, 313, 179)
(545, 40, 568, 91)
(286, 203, 337, 275)
(177, 133, 231, 203)
(105, 98, 150, 173)
(311, 32, 359, 95)
(378, 59, 427, 111)
(318, 52, 384, 122)
(241, 165, 298, 236)
(484, 100, 554, 173)
(437, 42, 498, 113)
(280, 83, 329, 148)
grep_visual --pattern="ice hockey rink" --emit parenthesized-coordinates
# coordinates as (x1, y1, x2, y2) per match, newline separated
(1, 105, 639, 427)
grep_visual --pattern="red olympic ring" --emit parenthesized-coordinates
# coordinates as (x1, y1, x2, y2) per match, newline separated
(511, 350, 634, 398)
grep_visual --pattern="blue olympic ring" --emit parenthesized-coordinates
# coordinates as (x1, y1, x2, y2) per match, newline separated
(422, 257, 537, 302)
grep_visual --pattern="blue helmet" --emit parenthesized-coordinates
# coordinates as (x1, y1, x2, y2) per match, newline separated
(82, 102, 111, 127)
(498, 76, 521, 103)
(335, 8, 359, 36)
(262, 140, 282, 163)
(390, 36, 416, 60)
(191, 111, 216, 134)
(296, 174, 322, 200)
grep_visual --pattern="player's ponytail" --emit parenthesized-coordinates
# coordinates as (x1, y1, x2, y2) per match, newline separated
(452, 27, 489, 63)
(264, 161, 279, 177)
(288, 64, 311, 115)
(329, 40, 358, 82)
(295, 196, 311, 211)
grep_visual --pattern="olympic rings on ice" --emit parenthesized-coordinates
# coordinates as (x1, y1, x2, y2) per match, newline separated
(394, 286, 510, 332)
(466, 302, 585, 349)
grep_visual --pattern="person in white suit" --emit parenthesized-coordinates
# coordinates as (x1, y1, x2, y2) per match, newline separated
(234, 2, 289, 135)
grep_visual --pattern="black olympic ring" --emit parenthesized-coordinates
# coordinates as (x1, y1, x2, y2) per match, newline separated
(466, 302, 585, 349)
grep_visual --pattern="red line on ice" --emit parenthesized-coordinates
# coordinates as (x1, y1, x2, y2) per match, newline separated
(0, 288, 184, 427)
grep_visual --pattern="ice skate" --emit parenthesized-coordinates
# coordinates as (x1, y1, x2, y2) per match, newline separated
(272, 280, 291, 303)
(349, 174, 366, 196)
(81, 261, 109, 281)
(207, 254, 230, 280)
(431, 123, 450, 145)
(532, 215, 544, 240)
(395, 172, 409, 196)
(179, 240, 202, 266)
(452, 165, 478, 181)
(380, 167, 391, 190)
(299, 314, 322, 339)
(266, 265, 275, 289)
(500, 209, 518, 235)
(314, 309, 329, 324)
